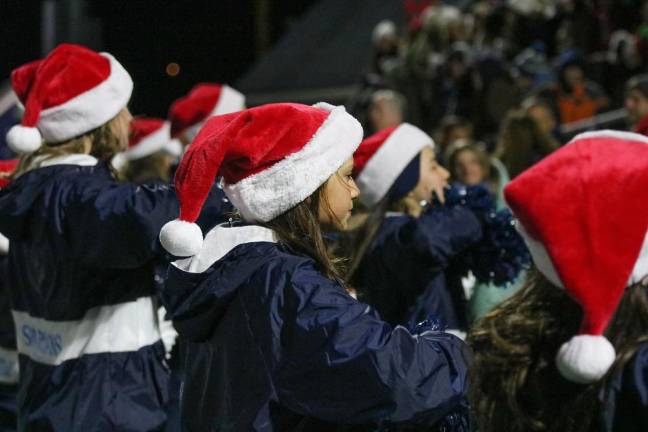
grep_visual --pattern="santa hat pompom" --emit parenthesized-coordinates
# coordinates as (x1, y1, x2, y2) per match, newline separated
(6, 125, 42, 154)
(555, 335, 616, 384)
(159, 219, 203, 257)
(0, 233, 9, 255)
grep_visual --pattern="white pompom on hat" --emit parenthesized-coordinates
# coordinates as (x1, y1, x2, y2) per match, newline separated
(504, 130, 648, 384)
(159, 102, 363, 257)
(6, 43, 133, 154)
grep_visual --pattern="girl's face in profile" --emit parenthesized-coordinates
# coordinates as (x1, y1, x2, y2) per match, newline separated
(319, 157, 359, 230)
(412, 146, 450, 204)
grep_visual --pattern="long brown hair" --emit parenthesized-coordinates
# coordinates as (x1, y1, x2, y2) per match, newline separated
(494, 110, 558, 179)
(262, 181, 345, 281)
(468, 268, 648, 432)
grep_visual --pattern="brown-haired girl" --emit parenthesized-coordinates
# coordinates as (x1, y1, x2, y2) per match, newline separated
(469, 130, 648, 432)
(158, 103, 472, 431)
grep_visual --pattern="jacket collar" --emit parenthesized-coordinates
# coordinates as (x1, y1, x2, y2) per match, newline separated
(26, 154, 98, 173)
(175, 223, 276, 273)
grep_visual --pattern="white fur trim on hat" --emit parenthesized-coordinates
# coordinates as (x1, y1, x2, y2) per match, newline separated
(124, 122, 171, 161)
(212, 85, 245, 117)
(570, 129, 648, 146)
(555, 335, 616, 384)
(357, 123, 434, 207)
(36, 53, 133, 143)
(166, 139, 183, 159)
(224, 104, 363, 222)
(0, 233, 9, 255)
(514, 221, 564, 288)
(629, 231, 648, 285)
(183, 85, 246, 143)
(6, 125, 42, 154)
(159, 220, 203, 257)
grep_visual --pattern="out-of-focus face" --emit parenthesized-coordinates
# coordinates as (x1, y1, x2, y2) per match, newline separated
(625, 88, 648, 125)
(110, 108, 133, 151)
(528, 104, 557, 136)
(563, 65, 584, 89)
(454, 149, 485, 185)
(368, 99, 402, 132)
(319, 157, 359, 230)
(412, 146, 450, 204)
(444, 126, 472, 150)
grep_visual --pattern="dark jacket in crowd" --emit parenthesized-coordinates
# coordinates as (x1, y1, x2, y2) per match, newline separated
(602, 342, 648, 432)
(162, 223, 472, 432)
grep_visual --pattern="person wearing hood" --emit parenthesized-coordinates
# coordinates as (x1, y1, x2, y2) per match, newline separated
(158, 103, 472, 431)
(0, 44, 182, 431)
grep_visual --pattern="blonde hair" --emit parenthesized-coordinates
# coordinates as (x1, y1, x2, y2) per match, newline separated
(14, 110, 128, 177)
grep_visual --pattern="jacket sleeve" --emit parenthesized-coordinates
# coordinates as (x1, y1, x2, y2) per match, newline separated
(388, 206, 482, 272)
(606, 343, 648, 431)
(71, 180, 179, 268)
(271, 264, 472, 426)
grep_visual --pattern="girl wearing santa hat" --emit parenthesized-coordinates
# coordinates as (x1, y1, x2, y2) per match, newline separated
(113, 117, 181, 184)
(469, 130, 648, 432)
(348, 124, 527, 333)
(158, 102, 471, 431)
(168, 82, 245, 148)
(0, 44, 182, 431)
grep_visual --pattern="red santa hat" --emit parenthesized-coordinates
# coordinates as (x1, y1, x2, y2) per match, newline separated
(6, 43, 133, 154)
(504, 130, 648, 384)
(0, 159, 18, 189)
(353, 123, 434, 207)
(159, 102, 362, 257)
(168, 83, 245, 142)
(0, 159, 18, 253)
(112, 117, 182, 169)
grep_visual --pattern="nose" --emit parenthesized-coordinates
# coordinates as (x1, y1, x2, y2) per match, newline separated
(349, 178, 360, 199)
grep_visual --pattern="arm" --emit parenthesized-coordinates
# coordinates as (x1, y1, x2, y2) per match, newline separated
(404, 206, 482, 271)
(271, 265, 471, 426)
(71, 180, 179, 268)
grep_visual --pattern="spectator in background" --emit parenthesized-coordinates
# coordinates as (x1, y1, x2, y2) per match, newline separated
(371, 20, 400, 76)
(522, 96, 562, 142)
(495, 110, 558, 179)
(446, 141, 508, 210)
(624, 74, 648, 136)
(436, 115, 473, 161)
(556, 51, 609, 124)
(367, 89, 406, 133)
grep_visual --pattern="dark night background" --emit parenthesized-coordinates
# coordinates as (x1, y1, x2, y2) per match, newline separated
(0, 0, 318, 117)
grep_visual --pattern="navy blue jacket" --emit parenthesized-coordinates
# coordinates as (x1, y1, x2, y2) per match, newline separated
(354, 206, 482, 330)
(0, 157, 181, 431)
(0, 255, 17, 431)
(162, 224, 472, 431)
(602, 342, 648, 431)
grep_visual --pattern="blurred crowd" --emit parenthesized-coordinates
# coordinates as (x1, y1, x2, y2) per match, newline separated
(354, 0, 648, 200)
